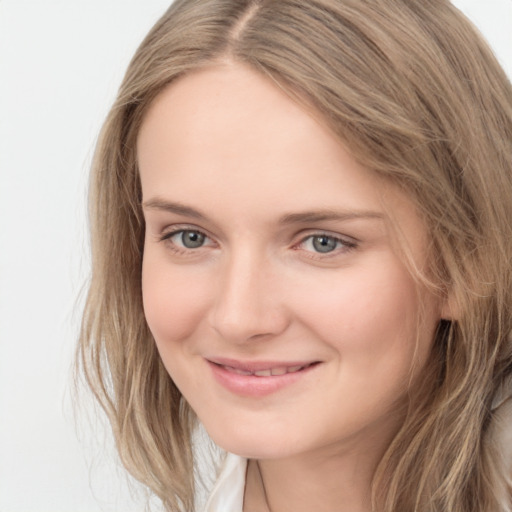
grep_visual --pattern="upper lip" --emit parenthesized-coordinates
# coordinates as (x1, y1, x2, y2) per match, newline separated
(206, 357, 319, 372)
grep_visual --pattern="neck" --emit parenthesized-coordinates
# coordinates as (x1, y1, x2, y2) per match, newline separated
(244, 448, 380, 512)
(242, 420, 401, 512)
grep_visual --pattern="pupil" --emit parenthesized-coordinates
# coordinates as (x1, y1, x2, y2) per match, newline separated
(312, 235, 336, 253)
(182, 231, 204, 248)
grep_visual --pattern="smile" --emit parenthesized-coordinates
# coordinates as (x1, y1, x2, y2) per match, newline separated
(206, 358, 320, 397)
(219, 363, 314, 377)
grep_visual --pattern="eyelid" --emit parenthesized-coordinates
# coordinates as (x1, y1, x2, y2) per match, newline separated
(159, 223, 213, 240)
(294, 230, 358, 256)
(159, 225, 218, 252)
(295, 228, 358, 244)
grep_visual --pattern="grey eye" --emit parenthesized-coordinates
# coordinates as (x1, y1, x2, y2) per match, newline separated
(311, 235, 338, 253)
(180, 230, 206, 248)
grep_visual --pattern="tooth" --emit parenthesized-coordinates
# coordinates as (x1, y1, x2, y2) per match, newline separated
(235, 369, 254, 376)
(224, 365, 252, 376)
(286, 365, 304, 373)
(271, 367, 288, 376)
(254, 369, 272, 377)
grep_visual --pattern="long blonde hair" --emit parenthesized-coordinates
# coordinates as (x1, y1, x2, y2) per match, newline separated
(78, 1, 512, 510)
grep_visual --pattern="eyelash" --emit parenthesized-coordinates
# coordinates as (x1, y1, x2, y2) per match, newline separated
(159, 228, 216, 254)
(295, 233, 357, 259)
(159, 227, 357, 258)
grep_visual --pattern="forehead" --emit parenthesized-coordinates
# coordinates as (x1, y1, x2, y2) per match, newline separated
(138, 63, 334, 174)
(138, 63, 382, 206)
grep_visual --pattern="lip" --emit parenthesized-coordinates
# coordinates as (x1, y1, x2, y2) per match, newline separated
(206, 357, 320, 397)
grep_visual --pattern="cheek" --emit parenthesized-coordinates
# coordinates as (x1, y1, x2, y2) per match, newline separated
(290, 256, 437, 366)
(141, 252, 211, 345)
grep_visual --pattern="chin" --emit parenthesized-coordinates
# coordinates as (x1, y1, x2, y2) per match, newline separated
(202, 419, 304, 460)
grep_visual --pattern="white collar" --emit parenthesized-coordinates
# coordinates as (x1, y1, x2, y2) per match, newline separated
(203, 453, 247, 512)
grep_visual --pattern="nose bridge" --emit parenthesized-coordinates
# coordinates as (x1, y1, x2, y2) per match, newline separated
(209, 245, 287, 342)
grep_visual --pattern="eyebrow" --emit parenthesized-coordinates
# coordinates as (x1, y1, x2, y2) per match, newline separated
(142, 198, 208, 220)
(142, 198, 384, 224)
(279, 210, 384, 224)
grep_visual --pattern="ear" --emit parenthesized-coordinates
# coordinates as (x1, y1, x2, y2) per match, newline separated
(441, 291, 458, 321)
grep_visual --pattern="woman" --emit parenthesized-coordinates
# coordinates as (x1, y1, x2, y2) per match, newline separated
(78, 1, 512, 510)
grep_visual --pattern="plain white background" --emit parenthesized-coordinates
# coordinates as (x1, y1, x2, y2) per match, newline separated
(0, 1, 511, 511)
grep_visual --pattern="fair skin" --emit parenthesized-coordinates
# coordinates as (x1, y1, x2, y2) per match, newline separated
(138, 62, 447, 512)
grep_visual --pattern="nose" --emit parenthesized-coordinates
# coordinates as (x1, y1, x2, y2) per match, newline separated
(208, 249, 290, 343)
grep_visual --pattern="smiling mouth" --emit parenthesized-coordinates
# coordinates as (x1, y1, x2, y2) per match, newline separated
(207, 359, 320, 396)
(213, 362, 318, 377)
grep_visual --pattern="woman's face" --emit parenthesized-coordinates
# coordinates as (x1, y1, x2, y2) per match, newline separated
(138, 62, 445, 460)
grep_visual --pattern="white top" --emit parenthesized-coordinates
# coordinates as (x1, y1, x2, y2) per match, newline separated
(203, 453, 247, 512)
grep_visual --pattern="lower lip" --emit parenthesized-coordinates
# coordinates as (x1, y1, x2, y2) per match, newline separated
(207, 361, 318, 397)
